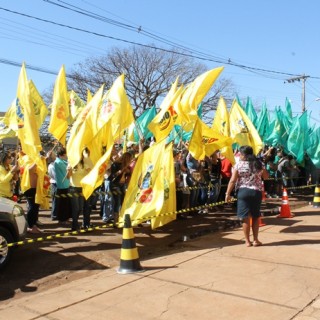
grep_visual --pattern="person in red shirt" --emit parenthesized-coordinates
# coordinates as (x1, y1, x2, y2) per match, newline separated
(218, 154, 233, 202)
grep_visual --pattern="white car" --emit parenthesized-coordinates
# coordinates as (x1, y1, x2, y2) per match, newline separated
(0, 197, 27, 270)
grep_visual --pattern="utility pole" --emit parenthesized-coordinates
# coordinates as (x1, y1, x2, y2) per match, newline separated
(285, 74, 310, 113)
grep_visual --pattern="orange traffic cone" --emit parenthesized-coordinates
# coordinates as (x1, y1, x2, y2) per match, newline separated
(117, 214, 144, 274)
(261, 181, 266, 201)
(312, 184, 320, 208)
(250, 216, 266, 227)
(277, 188, 293, 218)
(258, 216, 266, 226)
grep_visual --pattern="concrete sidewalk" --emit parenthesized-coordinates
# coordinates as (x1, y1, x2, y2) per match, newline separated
(1, 204, 320, 320)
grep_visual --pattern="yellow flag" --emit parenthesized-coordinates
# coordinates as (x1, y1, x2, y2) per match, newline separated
(19, 155, 33, 193)
(29, 80, 48, 129)
(87, 88, 93, 103)
(3, 100, 19, 131)
(16, 64, 45, 204)
(212, 96, 235, 165)
(119, 139, 166, 227)
(188, 118, 205, 159)
(16, 63, 42, 158)
(151, 143, 176, 229)
(180, 67, 224, 122)
(19, 155, 46, 206)
(101, 74, 135, 138)
(159, 77, 179, 111)
(81, 136, 114, 199)
(0, 117, 16, 139)
(67, 84, 104, 168)
(35, 157, 48, 207)
(48, 65, 69, 146)
(85, 122, 111, 165)
(4, 80, 47, 133)
(148, 85, 183, 142)
(189, 118, 232, 160)
(229, 100, 263, 155)
(68, 90, 85, 124)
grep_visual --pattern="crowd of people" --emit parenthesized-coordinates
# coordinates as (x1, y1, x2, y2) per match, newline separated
(0, 141, 318, 242)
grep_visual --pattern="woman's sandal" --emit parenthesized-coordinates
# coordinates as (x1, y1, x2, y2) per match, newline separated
(245, 241, 253, 247)
(253, 241, 262, 247)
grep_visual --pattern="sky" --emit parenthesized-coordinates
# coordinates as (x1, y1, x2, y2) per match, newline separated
(1, 0, 320, 124)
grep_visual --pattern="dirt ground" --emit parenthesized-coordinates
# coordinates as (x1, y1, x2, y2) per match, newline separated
(0, 190, 313, 303)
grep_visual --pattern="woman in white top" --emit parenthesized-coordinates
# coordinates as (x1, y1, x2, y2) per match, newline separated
(225, 146, 268, 247)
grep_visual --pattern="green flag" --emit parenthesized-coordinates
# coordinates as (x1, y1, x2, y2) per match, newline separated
(255, 102, 269, 142)
(287, 111, 308, 163)
(133, 106, 157, 141)
(264, 107, 287, 147)
(285, 97, 293, 120)
(306, 126, 320, 167)
(245, 97, 258, 126)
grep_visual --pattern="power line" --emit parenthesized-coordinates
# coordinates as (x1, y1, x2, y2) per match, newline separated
(0, 16, 106, 56)
(2, 5, 319, 81)
(0, 58, 84, 81)
(43, 0, 222, 61)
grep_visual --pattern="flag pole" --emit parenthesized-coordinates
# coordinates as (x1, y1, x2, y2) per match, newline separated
(171, 122, 187, 147)
(14, 136, 20, 166)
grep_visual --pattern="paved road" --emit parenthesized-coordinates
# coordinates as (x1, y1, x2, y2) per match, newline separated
(0, 190, 320, 319)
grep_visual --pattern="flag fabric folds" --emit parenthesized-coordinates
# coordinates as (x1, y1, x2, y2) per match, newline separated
(245, 97, 258, 127)
(48, 65, 69, 146)
(119, 139, 167, 227)
(127, 106, 157, 142)
(73, 75, 134, 198)
(67, 85, 104, 168)
(0, 117, 16, 139)
(189, 118, 232, 160)
(178, 67, 224, 130)
(229, 100, 263, 155)
(212, 96, 235, 165)
(148, 85, 183, 142)
(68, 90, 85, 124)
(29, 80, 48, 129)
(16, 63, 42, 158)
(255, 102, 269, 142)
(306, 127, 320, 167)
(151, 143, 176, 229)
(102, 74, 135, 139)
(81, 135, 114, 199)
(15, 63, 45, 206)
(286, 111, 308, 163)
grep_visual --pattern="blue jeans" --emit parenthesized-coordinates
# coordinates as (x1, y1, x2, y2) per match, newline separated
(198, 183, 208, 206)
(208, 179, 221, 204)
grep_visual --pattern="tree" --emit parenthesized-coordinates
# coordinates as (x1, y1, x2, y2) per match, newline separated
(68, 44, 236, 120)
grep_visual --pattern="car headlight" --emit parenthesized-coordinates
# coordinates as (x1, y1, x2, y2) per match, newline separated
(12, 205, 24, 217)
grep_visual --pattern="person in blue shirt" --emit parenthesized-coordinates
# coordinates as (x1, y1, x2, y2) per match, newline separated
(54, 146, 71, 223)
